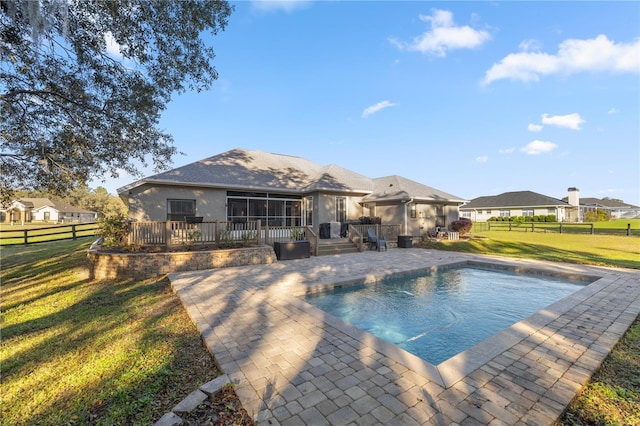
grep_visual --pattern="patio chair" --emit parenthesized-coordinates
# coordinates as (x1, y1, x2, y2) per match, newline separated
(367, 228, 387, 251)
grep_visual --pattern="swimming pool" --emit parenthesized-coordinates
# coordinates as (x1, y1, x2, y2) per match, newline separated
(304, 265, 591, 365)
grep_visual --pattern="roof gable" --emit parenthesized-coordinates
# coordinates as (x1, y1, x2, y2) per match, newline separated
(120, 148, 374, 194)
(362, 175, 465, 203)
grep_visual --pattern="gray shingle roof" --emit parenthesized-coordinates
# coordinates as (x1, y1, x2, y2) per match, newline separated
(119, 149, 464, 203)
(579, 197, 640, 209)
(460, 191, 569, 209)
(362, 175, 466, 203)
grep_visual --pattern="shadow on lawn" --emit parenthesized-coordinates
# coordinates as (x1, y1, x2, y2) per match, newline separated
(1, 263, 219, 425)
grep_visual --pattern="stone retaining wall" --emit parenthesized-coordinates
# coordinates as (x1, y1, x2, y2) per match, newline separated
(87, 244, 277, 280)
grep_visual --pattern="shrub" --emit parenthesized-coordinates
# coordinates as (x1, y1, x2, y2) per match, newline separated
(97, 214, 130, 247)
(545, 215, 557, 222)
(358, 216, 381, 224)
(450, 217, 472, 236)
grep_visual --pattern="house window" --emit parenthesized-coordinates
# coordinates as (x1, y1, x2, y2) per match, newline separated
(523, 209, 534, 217)
(435, 205, 445, 227)
(167, 199, 195, 221)
(304, 197, 313, 226)
(461, 211, 471, 219)
(485, 210, 491, 215)
(44, 212, 50, 221)
(227, 192, 302, 226)
(499, 209, 510, 217)
(335, 197, 347, 223)
(547, 208, 555, 214)
(410, 204, 417, 219)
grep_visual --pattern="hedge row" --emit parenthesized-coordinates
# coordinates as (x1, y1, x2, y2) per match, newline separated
(488, 215, 557, 223)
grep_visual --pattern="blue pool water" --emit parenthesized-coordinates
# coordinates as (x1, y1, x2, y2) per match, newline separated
(304, 266, 588, 365)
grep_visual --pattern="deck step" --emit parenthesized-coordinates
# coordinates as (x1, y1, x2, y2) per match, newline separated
(316, 239, 359, 256)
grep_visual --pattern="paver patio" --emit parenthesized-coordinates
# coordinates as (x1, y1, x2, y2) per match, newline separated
(169, 248, 640, 425)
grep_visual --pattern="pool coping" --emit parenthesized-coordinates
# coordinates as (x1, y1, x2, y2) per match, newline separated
(290, 259, 604, 388)
(169, 249, 640, 425)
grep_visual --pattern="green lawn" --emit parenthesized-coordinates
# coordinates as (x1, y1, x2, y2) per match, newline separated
(421, 230, 639, 269)
(0, 238, 220, 425)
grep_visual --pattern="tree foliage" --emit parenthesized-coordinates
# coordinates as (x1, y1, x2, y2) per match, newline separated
(0, 0, 233, 199)
(14, 185, 127, 217)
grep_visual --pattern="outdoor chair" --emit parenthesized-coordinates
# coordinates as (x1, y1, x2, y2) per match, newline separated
(367, 228, 387, 251)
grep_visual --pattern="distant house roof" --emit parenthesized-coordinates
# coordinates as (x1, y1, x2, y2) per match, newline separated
(460, 191, 569, 210)
(362, 175, 466, 204)
(579, 198, 640, 209)
(119, 148, 465, 203)
(10, 198, 96, 214)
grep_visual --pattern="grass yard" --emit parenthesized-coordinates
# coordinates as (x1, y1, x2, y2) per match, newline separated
(1, 231, 638, 425)
(0, 238, 222, 425)
(421, 230, 640, 269)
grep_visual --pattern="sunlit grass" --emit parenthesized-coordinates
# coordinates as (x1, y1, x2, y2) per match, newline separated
(0, 238, 220, 425)
(420, 231, 639, 269)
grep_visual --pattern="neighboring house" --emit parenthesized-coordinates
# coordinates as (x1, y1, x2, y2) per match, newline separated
(0, 198, 98, 224)
(118, 148, 466, 236)
(577, 197, 640, 220)
(459, 190, 571, 222)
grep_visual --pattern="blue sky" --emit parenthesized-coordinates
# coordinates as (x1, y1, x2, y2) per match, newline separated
(98, 1, 640, 205)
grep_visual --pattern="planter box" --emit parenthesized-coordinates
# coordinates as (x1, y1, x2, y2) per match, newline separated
(274, 241, 311, 260)
(398, 235, 413, 248)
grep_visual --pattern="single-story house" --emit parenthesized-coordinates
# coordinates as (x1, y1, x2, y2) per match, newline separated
(577, 197, 640, 220)
(118, 148, 466, 236)
(0, 198, 98, 224)
(459, 190, 571, 222)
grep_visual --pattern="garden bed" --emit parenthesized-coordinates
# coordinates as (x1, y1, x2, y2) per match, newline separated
(88, 241, 277, 280)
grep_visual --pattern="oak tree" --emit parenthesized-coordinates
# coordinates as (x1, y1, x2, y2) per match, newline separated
(0, 0, 233, 200)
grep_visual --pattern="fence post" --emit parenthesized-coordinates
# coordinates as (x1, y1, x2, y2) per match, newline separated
(628, 223, 631, 236)
(72, 224, 77, 240)
(256, 221, 261, 244)
(590, 224, 594, 235)
(215, 220, 219, 246)
(509, 223, 512, 231)
(265, 224, 270, 245)
(560, 223, 563, 234)
(23, 229, 28, 245)
(165, 221, 171, 248)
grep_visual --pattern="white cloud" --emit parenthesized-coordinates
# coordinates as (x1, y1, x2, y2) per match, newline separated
(608, 108, 620, 115)
(521, 140, 558, 155)
(251, 0, 312, 13)
(499, 148, 515, 154)
(518, 39, 542, 52)
(482, 35, 640, 85)
(389, 9, 491, 57)
(104, 31, 125, 58)
(541, 113, 585, 130)
(475, 156, 489, 163)
(528, 124, 543, 132)
(362, 100, 397, 118)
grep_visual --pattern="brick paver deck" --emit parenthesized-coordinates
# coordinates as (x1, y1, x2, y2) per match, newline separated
(169, 248, 640, 425)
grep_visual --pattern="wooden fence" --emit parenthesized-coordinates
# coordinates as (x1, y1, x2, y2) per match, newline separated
(0, 223, 99, 245)
(484, 222, 638, 236)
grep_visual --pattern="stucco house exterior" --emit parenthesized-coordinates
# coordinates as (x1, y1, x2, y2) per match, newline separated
(118, 148, 466, 236)
(0, 198, 98, 224)
(459, 190, 571, 222)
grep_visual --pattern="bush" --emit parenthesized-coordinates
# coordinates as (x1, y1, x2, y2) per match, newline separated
(450, 217, 472, 236)
(97, 214, 130, 247)
(546, 215, 557, 222)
